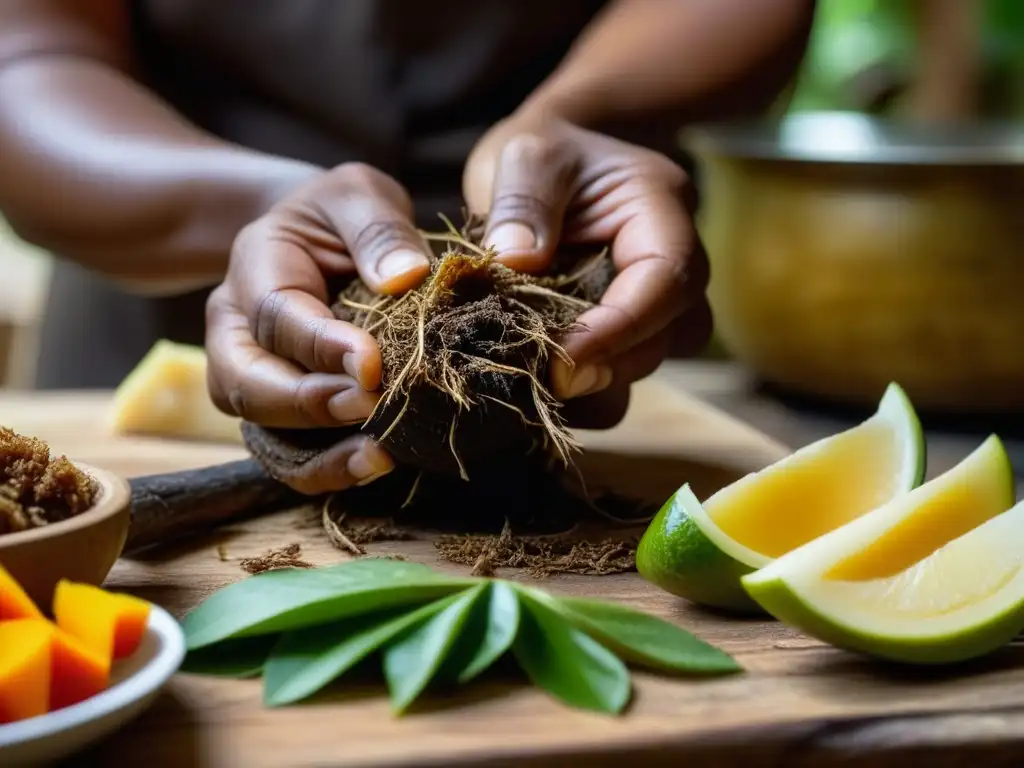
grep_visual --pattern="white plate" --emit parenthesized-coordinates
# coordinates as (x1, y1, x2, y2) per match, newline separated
(0, 605, 186, 766)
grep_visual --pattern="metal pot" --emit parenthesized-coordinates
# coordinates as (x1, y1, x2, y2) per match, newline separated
(685, 112, 1024, 413)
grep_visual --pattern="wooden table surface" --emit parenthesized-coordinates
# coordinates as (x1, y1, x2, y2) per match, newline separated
(2, 361, 1023, 768)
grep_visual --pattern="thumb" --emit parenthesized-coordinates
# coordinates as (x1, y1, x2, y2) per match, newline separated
(476, 133, 580, 273)
(321, 163, 433, 295)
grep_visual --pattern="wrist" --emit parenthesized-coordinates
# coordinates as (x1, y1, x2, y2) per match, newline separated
(510, 93, 588, 132)
(248, 158, 324, 219)
(197, 154, 323, 238)
(513, 88, 673, 151)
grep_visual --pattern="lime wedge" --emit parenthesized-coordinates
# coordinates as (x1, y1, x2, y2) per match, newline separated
(742, 435, 1018, 663)
(636, 383, 925, 613)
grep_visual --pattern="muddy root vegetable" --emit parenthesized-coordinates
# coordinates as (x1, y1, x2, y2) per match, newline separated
(242, 216, 614, 486)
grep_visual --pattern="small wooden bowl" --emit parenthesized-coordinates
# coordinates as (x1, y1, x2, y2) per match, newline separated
(0, 462, 131, 611)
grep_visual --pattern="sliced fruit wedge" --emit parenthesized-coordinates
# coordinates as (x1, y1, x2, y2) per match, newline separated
(108, 339, 242, 444)
(742, 435, 1019, 664)
(636, 383, 925, 613)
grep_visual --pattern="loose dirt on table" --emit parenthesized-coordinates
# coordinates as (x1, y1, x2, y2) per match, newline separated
(238, 542, 314, 574)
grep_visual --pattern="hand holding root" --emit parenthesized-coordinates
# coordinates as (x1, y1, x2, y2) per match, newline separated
(205, 163, 434, 494)
(240, 215, 616, 486)
(207, 115, 713, 496)
(464, 113, 713, 429)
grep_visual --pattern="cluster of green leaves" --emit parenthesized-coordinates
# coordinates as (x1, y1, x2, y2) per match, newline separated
(179, 558, 740, 715)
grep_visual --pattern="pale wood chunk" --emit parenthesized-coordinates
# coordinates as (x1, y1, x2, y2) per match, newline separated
(107, 340, 243, 445)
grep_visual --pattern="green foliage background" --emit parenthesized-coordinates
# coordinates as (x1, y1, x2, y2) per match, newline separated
(787, 0, 1024, 117)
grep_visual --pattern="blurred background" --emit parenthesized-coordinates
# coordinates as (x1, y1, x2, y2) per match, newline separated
(788, 0, 1024, 117)
(2, 0, 1022, 416)
(691, 0, 1024, 418)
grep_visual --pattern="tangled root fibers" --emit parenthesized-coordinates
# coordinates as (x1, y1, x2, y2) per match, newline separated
(242, 216, 614, 485)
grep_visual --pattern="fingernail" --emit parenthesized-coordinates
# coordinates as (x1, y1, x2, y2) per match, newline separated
(487, 222, 536, 255)
(327, 388, 379, 424)
(562, 363, 613, 400)
(341, 352, 360, 382)
(348, 443, 394, 486)
(378, 249, 430, 282)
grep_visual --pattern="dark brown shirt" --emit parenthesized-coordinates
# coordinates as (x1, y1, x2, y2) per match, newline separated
(36, 0, 610, 388)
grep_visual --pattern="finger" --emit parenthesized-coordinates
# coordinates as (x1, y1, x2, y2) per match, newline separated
(558, 318, 703, 425)
(316, 163, 432, 295)
(206, 290, 380, 428)
(551, 355, 615, 402)
(553, 193, 709, 396)
(269, 434, 395, 496)
(560, 383, 631, 430)
(549, 325, 674, 402)
(232, 219, 383, 390)
(483, 134, 581, 273)
(606, 326, 674, 387)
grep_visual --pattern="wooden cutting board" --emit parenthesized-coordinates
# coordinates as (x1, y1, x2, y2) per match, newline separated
(2, 368, 1023, 768)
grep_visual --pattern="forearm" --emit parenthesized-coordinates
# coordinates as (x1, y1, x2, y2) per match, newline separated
(520, 0, 816, 137)
(0, 32, 318, 293)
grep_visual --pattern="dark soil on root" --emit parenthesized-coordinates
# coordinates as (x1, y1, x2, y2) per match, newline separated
(343, 245, 615, 478)
(243, 218, 614, 484)
(325, 458, 598, 535)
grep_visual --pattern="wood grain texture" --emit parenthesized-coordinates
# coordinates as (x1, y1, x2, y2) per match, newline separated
(2, 363, 1022, 768)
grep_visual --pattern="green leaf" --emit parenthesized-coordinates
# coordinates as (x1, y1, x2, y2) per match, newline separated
(512, 592, 631, 715)
(552, 596, 741, 675)
(447, 581, 520, 684)
(182, 558, 477, 650)
(263, 596, 461, 707)
(180, 635, 279, 678)
(178, 560, 735, 718)
(382, 584, 485, 713)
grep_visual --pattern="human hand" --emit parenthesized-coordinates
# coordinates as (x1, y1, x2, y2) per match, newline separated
(205, 164, 433, 494)
(463, 114, 712, 429)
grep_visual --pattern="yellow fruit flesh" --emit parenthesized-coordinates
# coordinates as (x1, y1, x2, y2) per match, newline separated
(108, 340, 242, 444)
(826, 462, 1012, 582)
(808, 504, 1024, 620)
(709, 419, 899, 558)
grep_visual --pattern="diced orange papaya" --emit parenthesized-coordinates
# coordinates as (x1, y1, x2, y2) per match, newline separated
(50, 626, 110, 711)
(53, 580, 151, 661)
(0, 617, 110, 716)
(0, 563, 43, 620)
(0, 620, 51, 724)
